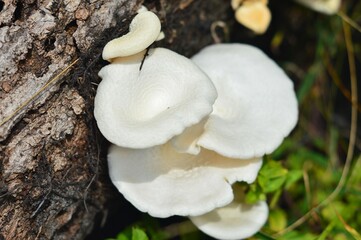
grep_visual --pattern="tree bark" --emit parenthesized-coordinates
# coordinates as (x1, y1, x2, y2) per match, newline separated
(0, 0, 230, 239)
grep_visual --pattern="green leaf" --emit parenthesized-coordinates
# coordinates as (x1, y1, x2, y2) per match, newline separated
(268, 209, 287, 232)
(140, 216, 168, 240)
(115, 227, 149, 240)
(285, 170, 303, 189)
(258, 161, 288, 193)
(132, 228, 148, 240)
(116, 228, 132, 240)
(245, 184, 266, 204)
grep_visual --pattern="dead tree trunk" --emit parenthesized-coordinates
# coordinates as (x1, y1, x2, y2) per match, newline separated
(0, 0, 230, 239)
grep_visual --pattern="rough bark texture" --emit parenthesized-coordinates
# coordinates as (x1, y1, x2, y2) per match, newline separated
(0, 0, 230, 239)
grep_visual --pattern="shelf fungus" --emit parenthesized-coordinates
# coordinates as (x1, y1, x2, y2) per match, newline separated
(95, 48, 217, 149)
(190, 185, 269, 240)
(231, 0, 271, 34)
(94, 8, 298, 240)
(189, 44, 298, 159)
(95, 10, 217, 149)
(108, 144, 262, 218)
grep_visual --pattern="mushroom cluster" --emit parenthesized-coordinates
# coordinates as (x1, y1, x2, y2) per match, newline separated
(94, 9, 298, 240)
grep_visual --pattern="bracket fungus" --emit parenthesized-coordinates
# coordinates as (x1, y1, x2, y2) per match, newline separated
(95, 48, 217, 149)
(94, 8, 298, 240)
(172, 44, 298, 159)
(95, 10, 217, 149)
(108, 143, 262, 218)
(190, 196, 268, 240)
(231, 0, 271, 34)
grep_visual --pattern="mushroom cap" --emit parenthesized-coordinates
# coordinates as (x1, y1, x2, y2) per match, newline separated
(108, 143, 262, 218)
(170, 118, 207, 155)
(102, 11, 161, 61)
(191, 44, 298, 159)
(295, 0, 341, 15)
(190, 200, 268, 240)
(235, 1, 271, 34)
(94, 48, 217, 149)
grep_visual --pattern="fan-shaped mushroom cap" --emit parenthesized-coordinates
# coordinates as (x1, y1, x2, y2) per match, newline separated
(295, 0, 340, 15)
(235, 1, 271, 34)
(189, 44, 298, 159)
(108, 143, 262, 218)
(190, 200, 268, 240)
(94, 48, 217, 149)
(102, 11, 161, 61)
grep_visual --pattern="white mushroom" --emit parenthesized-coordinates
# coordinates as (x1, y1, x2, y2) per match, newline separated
(295, 0, 341, 15)
(94, 48, 217, 149)
(170, 118, 207, 155)
(102, 11, 161, 61)
(190, 200, 268, 240)
(97, 37, 297, 238)
(172, 44, 298, 159)
(108, 143, 262, 218)
(234, 1, 271, 34)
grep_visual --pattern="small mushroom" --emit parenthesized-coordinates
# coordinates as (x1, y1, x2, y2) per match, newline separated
(172, 44, 298, 159)
(102, 11, 161, 62)
(190, 200, 268, 240)
(234, 0, 271, 34)
(107, 143, 262, 218)
(295, 0, 341, 15)
(94, 48, 217, 149)
(231, 0, 268, 10)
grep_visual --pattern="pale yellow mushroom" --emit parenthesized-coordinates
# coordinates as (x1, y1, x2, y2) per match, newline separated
(235, 1, 271, 34)
(102, 11, 161, 62)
